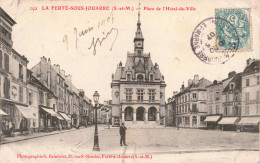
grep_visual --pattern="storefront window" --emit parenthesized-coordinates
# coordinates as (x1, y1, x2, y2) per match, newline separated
(185, 117, 189, 124)
(200, 116, 206, 124)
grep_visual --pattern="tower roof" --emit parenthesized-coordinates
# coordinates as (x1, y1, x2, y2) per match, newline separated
(134, 3, 144, 42)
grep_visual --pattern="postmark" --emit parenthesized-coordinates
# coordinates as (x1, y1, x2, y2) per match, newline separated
(215, 8, 251, 51)
(191, 17, 239, 64)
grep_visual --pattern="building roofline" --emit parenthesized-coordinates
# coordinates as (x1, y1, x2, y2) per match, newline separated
(0, 7, 16, 25)
(12, 49, 29, 63)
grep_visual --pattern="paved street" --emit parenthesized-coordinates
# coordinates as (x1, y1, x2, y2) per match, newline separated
(77, 127, 259, 154)
(0, 126, 259, 163)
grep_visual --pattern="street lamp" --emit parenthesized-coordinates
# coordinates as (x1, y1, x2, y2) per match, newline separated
(106, 107, 110, 129)
(93, 91, 100, 151)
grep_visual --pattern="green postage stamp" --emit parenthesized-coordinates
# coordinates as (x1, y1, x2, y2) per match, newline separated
(215, 8, 251, 51)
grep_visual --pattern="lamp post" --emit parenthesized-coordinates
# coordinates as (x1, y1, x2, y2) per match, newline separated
(93, 91, 100, 151)
(106, 108, 110, 129)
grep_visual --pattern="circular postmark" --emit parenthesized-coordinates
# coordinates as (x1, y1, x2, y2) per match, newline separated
(191, 17, 239, 64)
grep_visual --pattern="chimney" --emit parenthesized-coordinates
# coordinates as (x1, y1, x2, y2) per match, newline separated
(228, 71, 236, 78)
(104, 100, 109, 106)
(194, 75, 199, 85)
(61, 69, 65, 77)
(188, 79, 193, 86)
(48, 58, 51, 65)
(40, 56, 47, 64)
(47, 58, 51, 88)
(57, 64, 60, 72)
(65, 74, 72, 83)
(154, 63, 159, 69)
(180, 82, 185, 91)
(79, 89, 85, 96)
(53, 64, 60, 72)
(173, 91, 178, 97)
(119, 61, 122, 67)
(246, 58, 255, 66)
(213, 80, 218, 85)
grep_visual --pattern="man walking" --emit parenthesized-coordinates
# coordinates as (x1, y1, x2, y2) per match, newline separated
(119, 123, 127, 146)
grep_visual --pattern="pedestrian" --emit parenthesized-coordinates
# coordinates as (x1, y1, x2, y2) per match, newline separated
(119, 123, 127, 146)
(20, 119, 24, 134)
(8, 120, 13, 136)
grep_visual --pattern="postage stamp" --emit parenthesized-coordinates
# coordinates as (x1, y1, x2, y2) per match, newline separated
(191, 17, 239, 64)
(215, 8, 251, 51)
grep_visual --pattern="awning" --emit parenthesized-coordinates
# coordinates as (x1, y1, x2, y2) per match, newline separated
(204, 116, 221, 122)
(41, 107, 59, 116)
(0, 109, 7, 116)
(16, 105, 36, 119)
(59, 112, 71, 121)
(238, 117, 260, 125)
(55, 114, 64, 120)
(41, 107, 64, 120)
(218, 117, 239, 125)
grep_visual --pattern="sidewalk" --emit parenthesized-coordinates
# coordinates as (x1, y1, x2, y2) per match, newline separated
(0, 126, 89, 145)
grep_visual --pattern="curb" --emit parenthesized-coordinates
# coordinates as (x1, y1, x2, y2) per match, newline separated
(71, 127, 106, 152)
(83, 148, 260, 155)
(0, 127, 88, 145)
(133, 148, 260, 155)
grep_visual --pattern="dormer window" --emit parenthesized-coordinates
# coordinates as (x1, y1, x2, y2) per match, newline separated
(137, 74, 144, 81)
(127, 73, 131, 81)
(149, 74, 154, 81)
(230, 83, 235, 90)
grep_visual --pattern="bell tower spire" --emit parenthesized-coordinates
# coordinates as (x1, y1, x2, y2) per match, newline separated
(134, 1, 144, 54)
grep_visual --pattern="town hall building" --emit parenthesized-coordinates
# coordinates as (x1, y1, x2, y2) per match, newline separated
(111, 11, 166, 127)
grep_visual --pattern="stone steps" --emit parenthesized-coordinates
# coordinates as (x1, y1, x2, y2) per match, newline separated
(124, 121, 164, 128)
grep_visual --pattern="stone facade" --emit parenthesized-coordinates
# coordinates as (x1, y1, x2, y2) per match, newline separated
(0, 7, 32, 135)
(174, 75, 212, 128)
(241, 59, 260, 117)
(165, 95, 177, 127)
(111, 11, 166, 127)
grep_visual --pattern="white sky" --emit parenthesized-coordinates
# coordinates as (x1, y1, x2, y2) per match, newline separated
(1, 0, 259, 102)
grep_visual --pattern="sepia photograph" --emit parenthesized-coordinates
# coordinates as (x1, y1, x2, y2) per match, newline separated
(0, 0, 259, 162)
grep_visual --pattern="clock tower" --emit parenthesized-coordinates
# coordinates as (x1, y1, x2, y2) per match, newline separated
(134, 10, 144, 53)
(111, 3, 167, 128)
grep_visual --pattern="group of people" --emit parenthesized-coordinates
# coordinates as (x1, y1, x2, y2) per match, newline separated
(3, 120, 14, 136)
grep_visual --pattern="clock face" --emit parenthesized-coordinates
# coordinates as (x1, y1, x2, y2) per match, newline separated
(136, 41, 142, 47)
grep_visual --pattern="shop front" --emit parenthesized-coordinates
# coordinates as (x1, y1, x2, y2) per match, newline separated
(218, 117, 239, 131)
(237, 116, 260, 132)
(40, 106, 63, 131)
(1, 103, 15, 136)
(71, 114, 78, 128)
(0, 108, 8, 137)
(15, 105, 37, 134)
(59, 112, 71, 129)
(1, 103, 36, 136)
(204, 115, 222, 130)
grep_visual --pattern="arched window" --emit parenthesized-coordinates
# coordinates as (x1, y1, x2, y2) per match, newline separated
(137, 74, 144, 81)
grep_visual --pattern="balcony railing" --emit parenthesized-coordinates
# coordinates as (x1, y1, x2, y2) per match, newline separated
(121, 100, 160, 104)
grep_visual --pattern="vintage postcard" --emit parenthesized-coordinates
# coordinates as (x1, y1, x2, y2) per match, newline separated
(0, 0, 259, 162)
